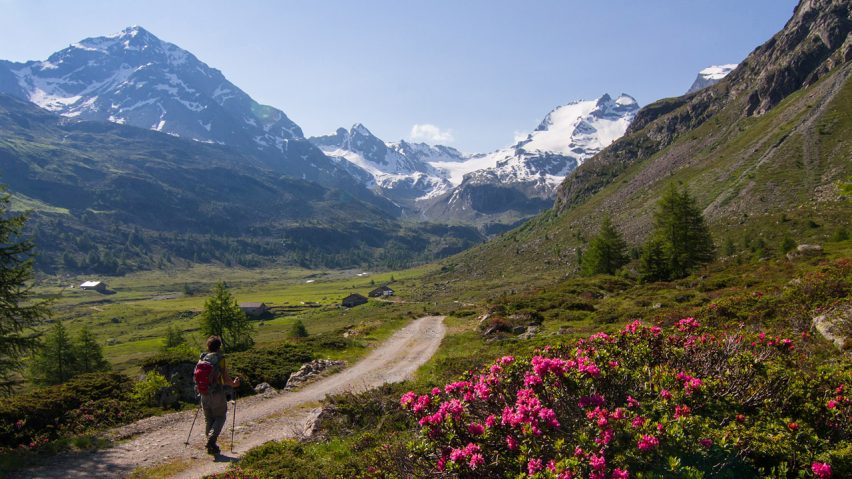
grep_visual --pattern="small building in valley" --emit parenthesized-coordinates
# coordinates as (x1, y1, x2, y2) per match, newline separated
(80, 280, 108, 292)
(341, 293, 368, 308)
(239, 302, 269, 318)
(368, 285, 395, 298)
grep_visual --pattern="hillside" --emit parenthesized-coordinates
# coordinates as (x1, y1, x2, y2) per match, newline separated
(436, 0, 851, 288)
(0, 94, 484, 273)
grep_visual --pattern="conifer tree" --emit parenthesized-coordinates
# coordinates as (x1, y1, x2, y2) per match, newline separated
(0, 188, 49, 394)
(199, 282, 254, 352)
(580, 216, 629, 276)
(29, 322, 76, 386)
(640, 183, 715, 281)
(639, 239, 670, 282)
(74, 326, 110, 374)
(291, 319, 309, 338)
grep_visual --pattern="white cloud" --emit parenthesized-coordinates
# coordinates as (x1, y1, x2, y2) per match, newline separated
(409, 123, 454, 144)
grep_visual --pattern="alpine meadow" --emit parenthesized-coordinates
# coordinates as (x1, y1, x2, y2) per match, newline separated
(0, 1, 849, 478)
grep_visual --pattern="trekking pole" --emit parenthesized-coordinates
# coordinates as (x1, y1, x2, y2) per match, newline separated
(185, 395, 201, 448)
(230, 390, 237, 452)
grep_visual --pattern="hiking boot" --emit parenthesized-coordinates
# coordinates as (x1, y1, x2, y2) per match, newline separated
(206, 443, 220, 455)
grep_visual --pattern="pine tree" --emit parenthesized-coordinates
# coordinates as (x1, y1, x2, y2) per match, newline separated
(74, 326, 110, 374)
(0, 188, 49, 394)
(199, 282, 254, 352)
(580, 216, 629, 276)
(29, 322, 76, 386)
(640, 183, 715, 281)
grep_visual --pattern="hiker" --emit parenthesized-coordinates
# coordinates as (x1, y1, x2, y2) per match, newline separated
(197, 335, 240, 455)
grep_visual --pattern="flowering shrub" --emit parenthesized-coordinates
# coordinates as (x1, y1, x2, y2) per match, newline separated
(401, 319, 851, 478)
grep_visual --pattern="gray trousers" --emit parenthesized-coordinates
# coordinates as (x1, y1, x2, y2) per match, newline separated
(201, 391, 228, 447)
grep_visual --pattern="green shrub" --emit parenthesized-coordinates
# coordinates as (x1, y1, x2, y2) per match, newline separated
(228, 343, 313, 394)
(131, 371, 171, 407)
(0, 372, 140, 450)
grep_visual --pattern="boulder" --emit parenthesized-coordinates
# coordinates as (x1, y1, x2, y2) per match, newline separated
(254, 382, 275, 394)
(812, 301, 851, 351)
(285, 359, 346, 389)
(787, 244, 823, 260)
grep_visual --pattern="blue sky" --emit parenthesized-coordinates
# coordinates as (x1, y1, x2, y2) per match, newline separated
(0, 0, 797, 152)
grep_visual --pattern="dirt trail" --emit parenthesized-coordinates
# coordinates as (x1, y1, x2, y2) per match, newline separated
(13, 316, 446, 479)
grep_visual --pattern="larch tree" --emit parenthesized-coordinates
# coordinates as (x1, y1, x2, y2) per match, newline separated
(580, 216, 629, 276)
(640, 183, 715, 281)
(0, 188, 49, 394)
(199, 282, 254, 352)
(74, 326, 110, 374)
(29, 321, 75, 386)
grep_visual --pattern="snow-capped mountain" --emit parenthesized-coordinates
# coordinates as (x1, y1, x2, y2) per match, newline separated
(309, 94, 637, 222)
(423, 93, 639, 223)
(0, 26, 352, 185)
(686, 64, 738, 93)
(310, 124, 461, 208)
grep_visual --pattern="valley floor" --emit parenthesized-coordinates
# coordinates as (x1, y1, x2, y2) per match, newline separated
(10, 316, 446, 479)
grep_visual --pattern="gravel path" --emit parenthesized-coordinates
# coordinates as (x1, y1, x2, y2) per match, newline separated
(13, 316, 446, 479)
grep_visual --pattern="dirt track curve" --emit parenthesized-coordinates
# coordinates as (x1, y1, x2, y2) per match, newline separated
(12, 316, 446, 479)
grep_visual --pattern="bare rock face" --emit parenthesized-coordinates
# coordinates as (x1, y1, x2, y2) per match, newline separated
(285, 359, 346, 389)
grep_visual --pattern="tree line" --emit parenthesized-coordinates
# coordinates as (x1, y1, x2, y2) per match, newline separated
(580, 183, 715, 281)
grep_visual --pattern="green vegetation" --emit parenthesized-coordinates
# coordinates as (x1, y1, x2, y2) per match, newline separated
(0, 188, 48, 395)
(639, 183, 715, 281)
(29, 323, 110, 386)
(199, 282, 254, 352)
(580, 216, 628, 276)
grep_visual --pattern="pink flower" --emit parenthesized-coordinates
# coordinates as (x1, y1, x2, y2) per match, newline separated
(677, 317, 701, 331)
(485, 415, 496, 428)
(469, 453, 485, 469)
(558, 470, 574, 479)
(674, 404, 691, 419)
(431, 387, 441, 396)
(506, 435, 518, 450)
(699, 438, 713, 448)
(811, 462, 832, 478)
(589, 453, 606, 470)
(660, 389, 672, 400)
(637, 434, 659, 451)
(627, 396, 640, 408)
(612, 468, 629, 479)
(528, 458, 543, 475)
(499, 355, 515, 365)
(632, 416, 646, 428)
(400, 391, 417, 408)
(468, 423, 485, 436)
(827, 400, 837, 410)
(436, 455, 447, 472)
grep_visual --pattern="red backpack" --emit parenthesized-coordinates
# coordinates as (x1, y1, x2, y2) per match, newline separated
(193, 353, 221, 394)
